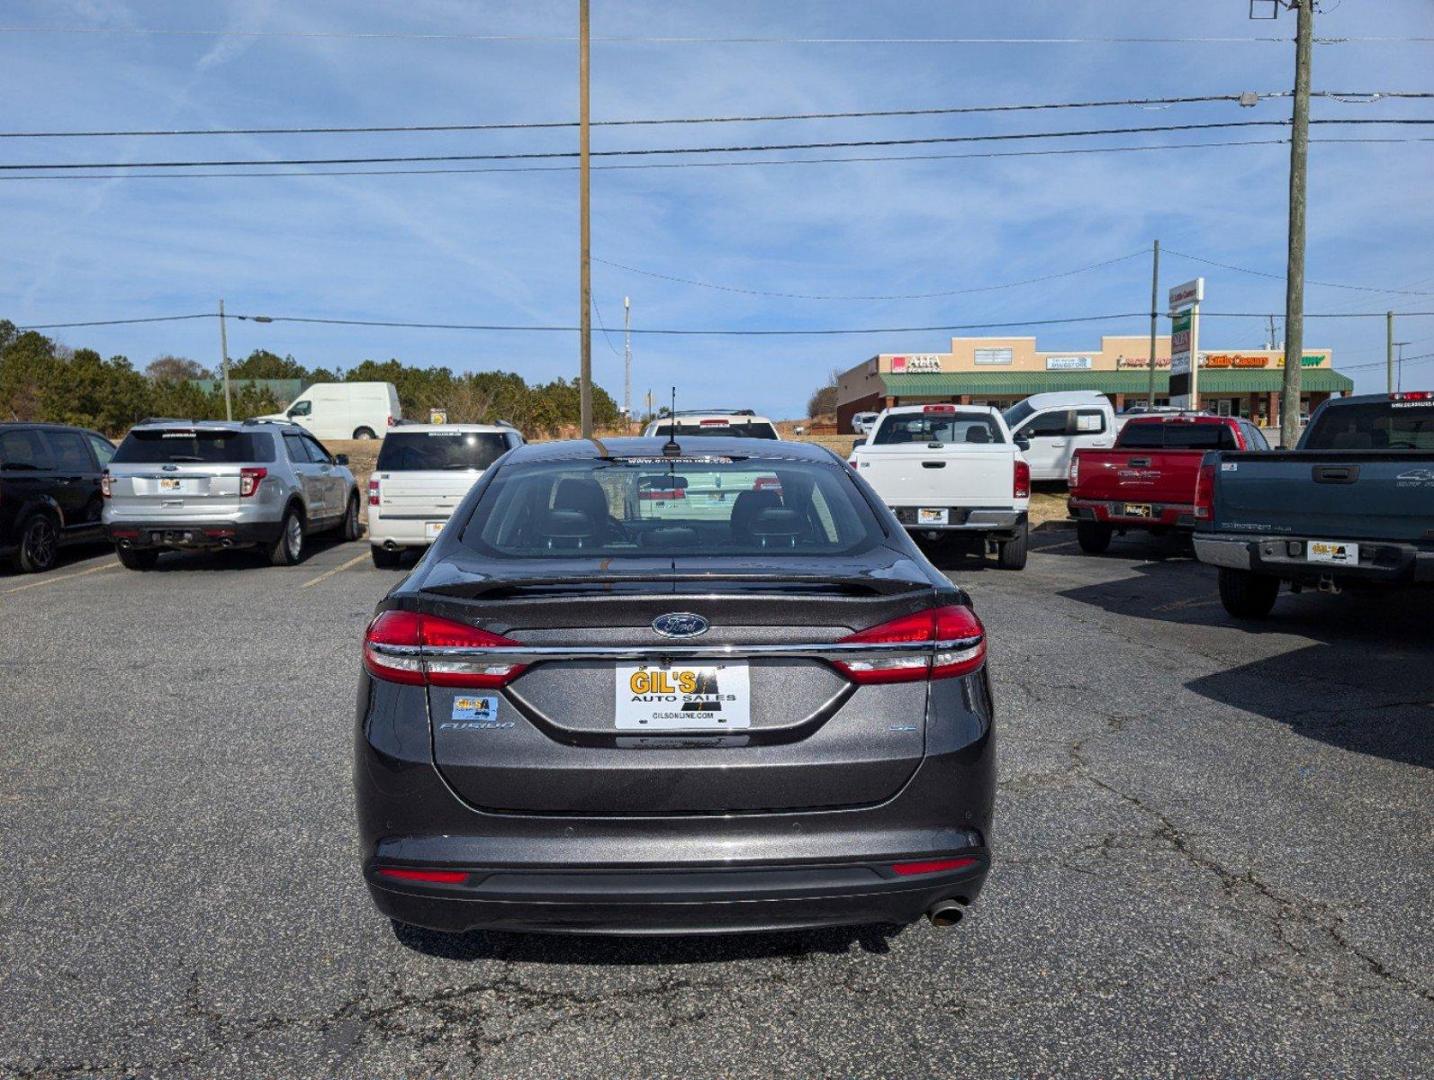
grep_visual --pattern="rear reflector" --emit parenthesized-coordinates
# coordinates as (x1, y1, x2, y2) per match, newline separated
(375, 866, 468, 885)
(364, 610, 528, 688)
(111, 528, 140, 540)
(832, 605, 986, 685)
(891, 857, 978, 877)
(203, 528, 236, 539)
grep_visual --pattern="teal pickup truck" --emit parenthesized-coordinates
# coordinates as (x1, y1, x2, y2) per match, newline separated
(1193, 392, 1434, 618)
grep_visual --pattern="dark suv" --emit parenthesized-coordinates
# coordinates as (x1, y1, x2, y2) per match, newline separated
(0, 422, 116, 573)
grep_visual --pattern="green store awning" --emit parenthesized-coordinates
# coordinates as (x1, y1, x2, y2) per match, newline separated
(881, 368, 1354, 397)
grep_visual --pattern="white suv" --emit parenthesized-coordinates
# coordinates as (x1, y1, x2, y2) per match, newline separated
(642, 412, 781, 440)
(367, 424, 523, 567)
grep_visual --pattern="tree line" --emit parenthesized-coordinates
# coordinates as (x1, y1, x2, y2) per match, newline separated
(0, 320, 622, 437)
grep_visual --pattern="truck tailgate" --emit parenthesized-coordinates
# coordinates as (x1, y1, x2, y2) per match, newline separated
(855, 445, 1013, 505)
(1074, 449, 1204, 505)
(1213, 452, 1434, 543)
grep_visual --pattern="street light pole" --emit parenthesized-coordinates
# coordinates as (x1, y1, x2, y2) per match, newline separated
(1280, 0, 1313, 446)
(623, 295, 632, 430)
(1386, 311, 1395, 394)
(578, 0, 593, 438)
(218, 298, 233, 421)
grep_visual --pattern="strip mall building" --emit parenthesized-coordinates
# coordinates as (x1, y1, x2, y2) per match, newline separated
(835, 334, 1353, 433)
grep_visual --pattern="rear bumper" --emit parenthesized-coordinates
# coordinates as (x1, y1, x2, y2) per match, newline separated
(892, 507, 1027, 535)
(107, 519, 283, 549)
(368, 512, 444, 548)
(1068, 498, 1194, 529)
(366, 856, 988, 935)
(1195, 532, 1434, 584)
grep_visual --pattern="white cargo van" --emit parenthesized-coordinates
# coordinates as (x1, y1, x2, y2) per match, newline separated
(1001, 391, 1116, 482)
(258, 382, 402, 441)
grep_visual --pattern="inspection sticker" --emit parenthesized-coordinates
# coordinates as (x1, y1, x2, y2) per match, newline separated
(452, 695, 500, 722)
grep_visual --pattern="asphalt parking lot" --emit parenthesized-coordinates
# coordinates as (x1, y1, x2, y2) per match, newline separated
(2, 528, 1430, 1078)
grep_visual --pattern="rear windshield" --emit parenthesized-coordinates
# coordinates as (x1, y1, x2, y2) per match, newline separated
(376, 431, 510, 471)
(873, 412, 1004, 446)
(462, 455, 883, 559)
(1117, 423, 1237, 450)
(648, 421, 779, 440)
(1302, 400, 1434, 451)
(111, 429, 276, 464)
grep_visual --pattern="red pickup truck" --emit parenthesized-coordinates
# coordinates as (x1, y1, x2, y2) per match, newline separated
(1067, 415, 1270, 554)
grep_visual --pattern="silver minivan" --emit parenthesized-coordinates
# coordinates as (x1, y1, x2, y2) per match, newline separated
(103, 419, 359, 569)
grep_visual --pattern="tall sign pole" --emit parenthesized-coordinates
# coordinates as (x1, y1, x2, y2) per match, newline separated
(1386, 311, 1395, 394)
(218, 298, 233, 421)
(1280, 0, 1313, 446)
(578, 0, 593, 437)
(1167, 278, 1204, 412)
(1146, 239, 1160, 407)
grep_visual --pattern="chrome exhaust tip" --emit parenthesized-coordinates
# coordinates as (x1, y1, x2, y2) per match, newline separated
(926, 899, 966, 929)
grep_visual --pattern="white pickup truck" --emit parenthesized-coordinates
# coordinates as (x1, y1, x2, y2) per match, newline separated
(848, 404, 1031, 569)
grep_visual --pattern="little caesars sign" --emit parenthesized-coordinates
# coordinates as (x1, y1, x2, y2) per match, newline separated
(1168, 278, 1204, 409)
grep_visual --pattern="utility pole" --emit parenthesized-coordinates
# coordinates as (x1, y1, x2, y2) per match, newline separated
(623, 296, 632, 430)
(1386, 311, 1395, 393)
(1146, 239, 1160, 407)
(577, 0, 593, 438)
(1280, 0, 1313, 446)
(218, 298, 233, 421)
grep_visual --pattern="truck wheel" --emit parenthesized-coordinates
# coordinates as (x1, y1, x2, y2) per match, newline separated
(1076, 521, 1113, 555)
(371, 545, 403, 569)
(268, 506, 306, 566)
(116, 546, 159, 571)
(353, 426, 377, 440)
(997, 523, 1029, 570)
(15, 512, 60, 573)
(1218, 568, 1280, 619)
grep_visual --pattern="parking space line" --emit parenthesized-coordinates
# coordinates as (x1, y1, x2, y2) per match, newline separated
(300, 551, 370, 589)
(1152, 596, 1222, 613)
(3, 559, 120, 594)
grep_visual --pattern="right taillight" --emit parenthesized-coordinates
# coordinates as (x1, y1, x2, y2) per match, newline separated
(832, 605, 986, 685)
(1193, 455, 1218, 520)
(1014, 459, 1031, 500)
(239, 467, 266, 497)
(368, 477, 380, 507)
(1068, 454, 1079, 487)
(363, 610, 527, 688)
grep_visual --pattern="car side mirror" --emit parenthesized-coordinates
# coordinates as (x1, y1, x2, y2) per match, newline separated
(334, 453, 349, 466)
(1014, 436, 1030, 452)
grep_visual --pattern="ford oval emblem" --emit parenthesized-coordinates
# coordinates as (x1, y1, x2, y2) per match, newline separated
(652, 612, 709, 638)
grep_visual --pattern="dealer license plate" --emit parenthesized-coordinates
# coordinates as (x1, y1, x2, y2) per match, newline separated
(1122, 503, 1153, 518)
(159, 477, 181, 492)
(1307, 540, 1358, 565)
(424, 521, 444, 540)
(918, 508, 949, 526)
(614, 664, 751, 730)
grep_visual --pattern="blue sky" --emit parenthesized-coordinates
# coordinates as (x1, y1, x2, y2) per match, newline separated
(3, 0, 1432, 417)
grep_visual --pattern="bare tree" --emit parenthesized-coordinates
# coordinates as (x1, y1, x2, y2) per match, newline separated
(806, 367, 841, 419)
(146, 355, 209, 382)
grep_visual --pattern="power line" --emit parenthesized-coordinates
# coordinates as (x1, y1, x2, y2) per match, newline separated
(11, 91, 1431, 139)
(1165, 248, 1434, 295)
(594, 250, 1148, 301)
(11, 313, 215, 329)
(8, 118, 1434, 171)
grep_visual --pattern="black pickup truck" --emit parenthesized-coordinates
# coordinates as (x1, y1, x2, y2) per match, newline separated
(1193, 392, 1434, 618)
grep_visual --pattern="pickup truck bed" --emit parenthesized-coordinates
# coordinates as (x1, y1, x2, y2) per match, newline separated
(1194, 392, 1434, 617)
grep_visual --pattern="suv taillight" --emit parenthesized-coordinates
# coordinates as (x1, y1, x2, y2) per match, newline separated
(831, 605, 985, 685)
(1193, 455, 1218, 520)
(101, 473, 112, 498)
(368, 478, 380, 506)
(239, 467, 266, 497)
(1014, 459, 1031, 500)
(363, 610, 527, 688)
(387, 415, 397, 427)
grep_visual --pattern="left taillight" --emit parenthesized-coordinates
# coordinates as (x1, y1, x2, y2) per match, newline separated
(363, 610, 527, 688)
(100, 473, 112, 498)
(1193, 455, 1218, 520)
(1014, 459, 1031, 500)
(832, 604, 986, 685)
(239, 467, 266, 498)
(368, 477, 380, 506)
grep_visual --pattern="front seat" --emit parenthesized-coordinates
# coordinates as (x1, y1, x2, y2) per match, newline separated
(965, 426, 991, 444)
(730, 489, 782, 544)
(553, 477, 615, 538)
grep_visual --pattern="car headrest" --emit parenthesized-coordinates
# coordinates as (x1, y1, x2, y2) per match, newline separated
(749, 507, 806, 547)
(730, 489, 782, 537)
(640, 527, 700, 550)
(553, 476, 608, 521)
(964, 426, 991, 443)
(539, 508, 595, 548)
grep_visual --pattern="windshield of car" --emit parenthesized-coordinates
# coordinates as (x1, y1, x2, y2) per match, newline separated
(376, 431, 510, 471)
(648, 420, 779, 440)
(462, 455, 883, 559)
(1302, 401, 1434, 450)
(1002, 400, 1036, 429)
(111, 429, 276, 464)
(872, 412, 1003, 446)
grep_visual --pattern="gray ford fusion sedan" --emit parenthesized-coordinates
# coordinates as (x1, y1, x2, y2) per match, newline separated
(354, 436, 995, 935)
